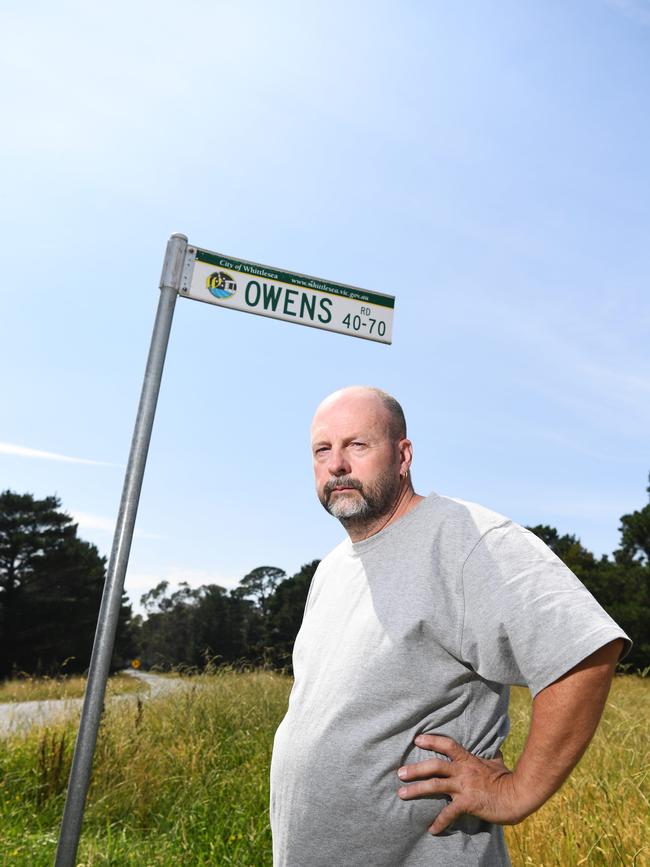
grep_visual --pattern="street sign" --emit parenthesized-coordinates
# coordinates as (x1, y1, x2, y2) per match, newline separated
(180, 246, 394, 344)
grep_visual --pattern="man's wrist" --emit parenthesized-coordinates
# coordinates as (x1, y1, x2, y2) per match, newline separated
(507, 766, 550, 821)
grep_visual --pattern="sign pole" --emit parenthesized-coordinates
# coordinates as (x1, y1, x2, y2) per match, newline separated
(54, 232, 187, 867)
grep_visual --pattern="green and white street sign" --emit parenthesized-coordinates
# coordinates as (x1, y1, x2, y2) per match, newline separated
(179, 246, 394, 344)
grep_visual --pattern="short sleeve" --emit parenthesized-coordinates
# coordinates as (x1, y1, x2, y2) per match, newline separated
(459, 523, 632, 697)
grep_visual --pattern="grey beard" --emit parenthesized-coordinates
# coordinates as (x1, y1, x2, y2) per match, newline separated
(321, 471, 401, 524)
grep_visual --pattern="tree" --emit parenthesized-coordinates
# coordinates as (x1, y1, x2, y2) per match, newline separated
(267, 560, 319, 670)
(0, 490, 134, 677)
(136, 581, 256, 670)
(234, 566, 286, 619)
(0, 491, 75, 599)
(615, 473, 650, 565)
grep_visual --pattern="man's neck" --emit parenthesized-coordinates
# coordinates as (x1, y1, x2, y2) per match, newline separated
(342, 486, 425, 543)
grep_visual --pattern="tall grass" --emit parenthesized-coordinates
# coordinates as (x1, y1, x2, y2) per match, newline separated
(0, 670, 647, 865)
(1, 668, 291, 865)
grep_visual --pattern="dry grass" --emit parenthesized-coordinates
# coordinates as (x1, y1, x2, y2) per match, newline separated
(503, 677, 650, 866)
(0, 672, 147, 703)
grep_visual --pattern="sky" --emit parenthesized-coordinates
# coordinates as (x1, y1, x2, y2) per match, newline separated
(1, 0, 649, 616)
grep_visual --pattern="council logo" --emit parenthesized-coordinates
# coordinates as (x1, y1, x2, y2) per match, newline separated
(206, 270, 237, 299)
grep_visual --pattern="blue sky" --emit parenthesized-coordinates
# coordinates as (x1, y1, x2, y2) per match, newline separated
(1, 0, 649, 614)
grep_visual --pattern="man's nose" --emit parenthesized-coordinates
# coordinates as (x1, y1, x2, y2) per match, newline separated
(327, 448, 350, 476)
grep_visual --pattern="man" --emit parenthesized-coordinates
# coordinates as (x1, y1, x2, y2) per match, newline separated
(270, 386, 631, 866)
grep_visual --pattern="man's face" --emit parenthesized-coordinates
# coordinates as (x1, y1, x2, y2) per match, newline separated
(310, 391, 404, 522)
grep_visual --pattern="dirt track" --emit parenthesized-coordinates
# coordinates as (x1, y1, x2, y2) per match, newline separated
(0, 670, 182, 736)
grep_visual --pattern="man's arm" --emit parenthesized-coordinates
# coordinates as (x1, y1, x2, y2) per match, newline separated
(396, 638, 624, 834)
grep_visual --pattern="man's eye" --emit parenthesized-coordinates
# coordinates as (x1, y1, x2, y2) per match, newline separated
(314, 447, 329, 455)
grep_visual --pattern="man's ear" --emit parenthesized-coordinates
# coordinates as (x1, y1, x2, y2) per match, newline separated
(398, 438, 414, 477)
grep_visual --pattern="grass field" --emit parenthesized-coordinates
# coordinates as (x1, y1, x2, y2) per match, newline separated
(0, 672, 147, 703)
(0, 669, 647, 866)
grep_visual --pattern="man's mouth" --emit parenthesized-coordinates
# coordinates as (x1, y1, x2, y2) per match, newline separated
(325, 479, 362, 498)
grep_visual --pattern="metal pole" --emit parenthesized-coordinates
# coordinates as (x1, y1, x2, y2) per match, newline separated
(54, 233, 188, 867)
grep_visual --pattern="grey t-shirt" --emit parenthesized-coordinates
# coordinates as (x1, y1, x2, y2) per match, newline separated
(270, 493, 631, 866)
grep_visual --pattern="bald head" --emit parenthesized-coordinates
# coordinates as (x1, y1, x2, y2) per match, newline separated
(312, 386, 407, 443)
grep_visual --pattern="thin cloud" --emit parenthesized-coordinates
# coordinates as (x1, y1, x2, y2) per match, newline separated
(0, 441, 121, 467)
(70, 511, 116, 533)
(70, 510, 161, 540)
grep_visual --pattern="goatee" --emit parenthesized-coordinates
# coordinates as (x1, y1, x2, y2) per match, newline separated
(320, 470, 401, 523)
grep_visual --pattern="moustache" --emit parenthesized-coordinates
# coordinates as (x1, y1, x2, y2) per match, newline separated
(324, 476, 364, 497)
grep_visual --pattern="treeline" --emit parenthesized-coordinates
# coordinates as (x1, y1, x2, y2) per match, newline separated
(1, 482, 649, 679)
(134, 563, 317, 671)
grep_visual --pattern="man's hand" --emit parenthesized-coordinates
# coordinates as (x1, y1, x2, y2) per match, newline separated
(396, 734, 525, 834)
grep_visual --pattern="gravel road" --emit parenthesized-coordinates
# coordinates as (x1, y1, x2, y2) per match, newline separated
(0, 670, 183, 736)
